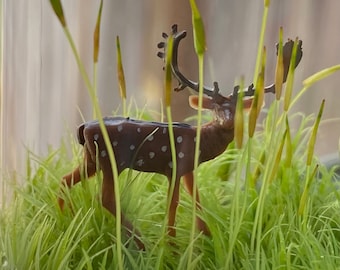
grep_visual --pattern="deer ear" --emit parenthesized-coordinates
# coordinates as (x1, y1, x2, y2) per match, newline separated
(243, 97, 266, 109)
(242, 97, 265, 112)
(189, 95, 215, 110)
(243, 97, 254, 109)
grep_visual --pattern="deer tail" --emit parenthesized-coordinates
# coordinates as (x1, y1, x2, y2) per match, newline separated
(77, 123, 86, 145)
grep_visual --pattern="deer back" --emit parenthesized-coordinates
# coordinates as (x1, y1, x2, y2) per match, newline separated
(79, 117, 203, 177)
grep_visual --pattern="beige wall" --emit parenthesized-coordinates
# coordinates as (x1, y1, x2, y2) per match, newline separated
(2, 0, 340, 182)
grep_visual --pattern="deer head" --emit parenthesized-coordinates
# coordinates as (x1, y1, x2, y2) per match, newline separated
(58, 24, 303, 250)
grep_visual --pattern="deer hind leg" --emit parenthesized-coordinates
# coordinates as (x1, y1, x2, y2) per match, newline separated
(167, 176, 181, 237)
(101, 167, 145, 250)
(183, 171, 210, 235)
(58, 145, 97, 210)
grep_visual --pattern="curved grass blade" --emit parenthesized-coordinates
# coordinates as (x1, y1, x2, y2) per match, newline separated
(303, 65, 340, 88)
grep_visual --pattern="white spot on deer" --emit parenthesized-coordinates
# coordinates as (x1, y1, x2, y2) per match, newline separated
(117, 125, 123, 132)
(120, 161, 125, 167)
(130, 145, 135, 150)
(149, 152, 155, 159)
(178, 152, 184, 159)
(137, 127, 141, 133)
(112, 141, 118, 146)
(100, 150, 107, 157)
(94, 134, 99, 141)
(177, 136, 183, 143)
(161, 145, 167, 152)
(163, 127, 167, 134)
(168, 161, 173, 168)
(136, 159, 144, 167)
(147, 135, 154, 141)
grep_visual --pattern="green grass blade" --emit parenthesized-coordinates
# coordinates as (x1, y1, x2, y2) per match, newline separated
(275, 27, 284, 100)
(93, 0, 103, 63)
(283, 38, 299, 111)
(92, 0, 103, 118)
(303, 65, 340, 88)
(116, 36, 127, 117)
(298, 165, 319, 216)
(155, 34, 175, 269)
(306, 99, 325, 166)
(50, 4, 124, 268)
(269, 130, 287, 183)
(249, 47, 265, 138)
(235, 79, 245, 149)
(285, 116, 292, 167)
(49, 0, 66, 27)
(298, 100, 324, 215)
(252, 0, 270, 85)
(189, 0, 206, 55)
(188, 1, 206, 266)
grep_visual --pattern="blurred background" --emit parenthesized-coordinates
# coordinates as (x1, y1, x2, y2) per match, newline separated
(2, 0, 340, 184)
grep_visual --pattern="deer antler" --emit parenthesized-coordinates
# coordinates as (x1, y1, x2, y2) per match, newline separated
(157, 24, 222, 101)
(244, 39, 303, 97)
(158, 24, 303, 102)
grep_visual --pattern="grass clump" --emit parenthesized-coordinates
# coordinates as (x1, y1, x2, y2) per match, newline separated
(1, 108, 340, 269)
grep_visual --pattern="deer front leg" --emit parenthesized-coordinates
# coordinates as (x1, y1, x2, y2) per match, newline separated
(167, 177, 181, 237)
(58, 146, 96, 210)
(183, 172, 210, 235)
(101, 168, 145, 250)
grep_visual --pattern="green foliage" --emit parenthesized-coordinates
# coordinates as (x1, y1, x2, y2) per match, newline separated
(2, 101, 340, 269)
(189, 0, 206, 55)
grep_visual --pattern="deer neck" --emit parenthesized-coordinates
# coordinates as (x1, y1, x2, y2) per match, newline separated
(199, 116, 234, 163)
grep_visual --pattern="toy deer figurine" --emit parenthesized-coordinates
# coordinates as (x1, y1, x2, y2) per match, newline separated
(58, 24, 302, 250)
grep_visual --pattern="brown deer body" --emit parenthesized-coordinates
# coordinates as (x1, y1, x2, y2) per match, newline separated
(58, 25, 302, 250)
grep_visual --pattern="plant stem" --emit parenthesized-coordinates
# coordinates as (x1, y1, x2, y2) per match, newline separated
(62, 25, 123, 270)
(252, 3, 269, 86)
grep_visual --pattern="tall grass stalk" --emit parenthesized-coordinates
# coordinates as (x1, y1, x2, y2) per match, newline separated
(0, 0, 4, 208)
(92, 0, 103, 119)
(284, 38, 300, 112)
(250, 48, 270, 267)
(225, 78, 246, 267)
(252, 0, 270, 86)
(154, 34, 176, 269)
(116, 36, 127, 117)
(225, 140, 248, 267)
(187, 0, 206, 267)
(299, 99, 325, 215)
(49, 1, 123, 268)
